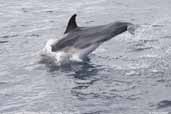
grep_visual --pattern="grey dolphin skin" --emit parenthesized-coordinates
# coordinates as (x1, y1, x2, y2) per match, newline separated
(51, 14, 135, 59)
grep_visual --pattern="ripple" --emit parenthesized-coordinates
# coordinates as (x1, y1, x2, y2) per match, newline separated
(0, 34, 18, 39)
(162, 35, 171, 39)
(128, 41, 154, 52)
(25, 34, 40, 38)
(152, 24, 164, 28)
(157, 100, 171, 109)
(0, 41, 8, 44)
(132, 46, 153, 52)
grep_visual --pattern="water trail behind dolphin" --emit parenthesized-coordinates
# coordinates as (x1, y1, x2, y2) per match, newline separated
(134, 17, 170, 41)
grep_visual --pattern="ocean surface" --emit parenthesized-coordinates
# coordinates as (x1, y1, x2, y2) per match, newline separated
(0, 0, 171, 114)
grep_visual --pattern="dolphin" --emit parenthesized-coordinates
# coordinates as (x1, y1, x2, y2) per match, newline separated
(42, 14, 136, 64)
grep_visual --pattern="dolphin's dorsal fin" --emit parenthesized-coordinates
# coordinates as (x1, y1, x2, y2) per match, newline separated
(64, 14, 78, 34)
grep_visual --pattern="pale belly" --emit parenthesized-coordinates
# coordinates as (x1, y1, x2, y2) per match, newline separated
(40, 39, 100, 65)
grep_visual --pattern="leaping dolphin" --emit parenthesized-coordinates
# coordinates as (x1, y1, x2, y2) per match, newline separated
(42, 14, 136, 65)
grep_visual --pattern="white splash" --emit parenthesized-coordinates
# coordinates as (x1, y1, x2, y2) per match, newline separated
(40, 38, 101, 65)
(40, 39, 83, 65)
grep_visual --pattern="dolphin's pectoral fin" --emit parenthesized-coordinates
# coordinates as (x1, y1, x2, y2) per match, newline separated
(64, 14, 78, 34)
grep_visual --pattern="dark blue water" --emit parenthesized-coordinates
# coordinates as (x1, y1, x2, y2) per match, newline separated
(0, 0, 171, 114)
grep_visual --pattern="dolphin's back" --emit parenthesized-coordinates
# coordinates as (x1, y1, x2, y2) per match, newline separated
(52, 25, 106, 51)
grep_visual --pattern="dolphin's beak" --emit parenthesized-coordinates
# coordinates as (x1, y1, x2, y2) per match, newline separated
(127, 24, 140, 35)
